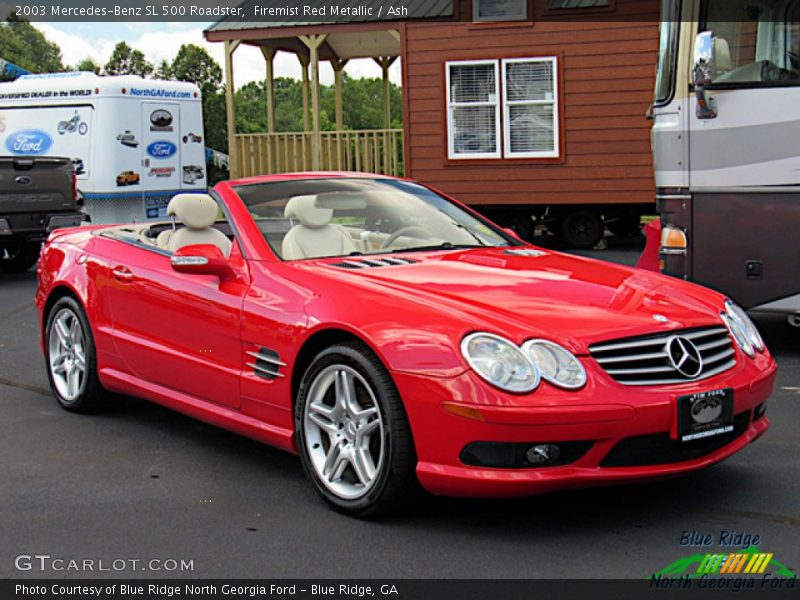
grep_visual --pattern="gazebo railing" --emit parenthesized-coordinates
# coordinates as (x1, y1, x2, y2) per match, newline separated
(233, 129, 403, 177)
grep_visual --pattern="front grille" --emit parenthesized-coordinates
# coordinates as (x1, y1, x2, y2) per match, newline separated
(330, 257, 418, 269)
(590, 326, 736, 386)
(600, 411, 750, 467)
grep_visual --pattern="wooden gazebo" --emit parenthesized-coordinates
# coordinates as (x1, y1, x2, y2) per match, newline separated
(204, 2, 451, 178)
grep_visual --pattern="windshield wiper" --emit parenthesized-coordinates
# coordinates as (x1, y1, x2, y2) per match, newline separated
(390, 242, 485, 254)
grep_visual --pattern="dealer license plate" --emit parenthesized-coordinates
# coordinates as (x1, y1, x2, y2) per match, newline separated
(677, 388, 734, 442)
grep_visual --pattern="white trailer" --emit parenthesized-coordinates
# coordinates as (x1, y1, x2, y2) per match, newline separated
(0, 72, 206, 223)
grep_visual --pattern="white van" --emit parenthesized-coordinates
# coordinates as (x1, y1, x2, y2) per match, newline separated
(0, 72, 206, 223)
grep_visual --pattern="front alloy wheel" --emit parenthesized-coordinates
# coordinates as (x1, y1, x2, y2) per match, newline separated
(295, 342, 417, 517)
(304, 365, 384, 500)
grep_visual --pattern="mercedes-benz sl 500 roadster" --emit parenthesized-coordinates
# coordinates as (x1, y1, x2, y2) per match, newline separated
(35, 173, 776, 516)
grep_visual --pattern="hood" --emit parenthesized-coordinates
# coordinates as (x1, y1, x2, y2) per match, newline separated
(299, 247, 727, 353)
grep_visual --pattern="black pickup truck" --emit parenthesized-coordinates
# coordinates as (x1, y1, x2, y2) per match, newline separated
(0, 157, 84, 273)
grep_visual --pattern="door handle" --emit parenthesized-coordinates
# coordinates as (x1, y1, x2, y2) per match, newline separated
(112, 266, 134, 282)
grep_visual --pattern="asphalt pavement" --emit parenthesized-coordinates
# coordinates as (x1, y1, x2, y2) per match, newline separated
(1, 245, 798, 579)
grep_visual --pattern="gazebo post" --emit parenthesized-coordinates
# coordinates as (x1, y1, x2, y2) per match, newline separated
(298, 54, 310, 132)
(332, 58, 349, 131)
(224, 39, 241, 178)
(260, 46, 277, 134)
(374, 56, 398, 129)
(300, 34, 328, 171)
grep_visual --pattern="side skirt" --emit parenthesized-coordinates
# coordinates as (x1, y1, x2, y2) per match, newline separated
(99, 368, 296, 454)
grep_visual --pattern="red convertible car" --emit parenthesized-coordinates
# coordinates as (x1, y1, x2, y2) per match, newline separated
(36, 173, 776, 517)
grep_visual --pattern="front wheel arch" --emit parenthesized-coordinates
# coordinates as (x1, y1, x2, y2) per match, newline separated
(291, 328, 384, 413)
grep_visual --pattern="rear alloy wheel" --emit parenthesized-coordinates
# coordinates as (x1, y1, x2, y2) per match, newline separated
(0, 240, 40, 273)
(561, 210, 604, 249)
(45, 296, 111, 412)
(295, 342, 417, 517)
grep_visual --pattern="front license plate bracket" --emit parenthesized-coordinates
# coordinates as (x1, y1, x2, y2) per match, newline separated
(677, 388, 734, 442)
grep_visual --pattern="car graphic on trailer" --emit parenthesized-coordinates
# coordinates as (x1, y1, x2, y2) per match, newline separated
(115, 170, 139, 186)
(35, 173, 776, 517)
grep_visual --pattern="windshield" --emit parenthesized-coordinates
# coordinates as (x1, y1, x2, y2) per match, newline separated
(654, 0, 681, 105)
(233, 178, 516, 260)
(704, 0, 800, 85)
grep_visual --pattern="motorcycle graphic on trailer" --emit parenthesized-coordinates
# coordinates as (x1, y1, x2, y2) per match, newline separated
(58, 111, 88, 136)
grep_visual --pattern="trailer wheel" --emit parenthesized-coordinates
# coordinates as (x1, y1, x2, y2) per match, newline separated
(0, 240, 40, 273)
(561, 210, 603, 249)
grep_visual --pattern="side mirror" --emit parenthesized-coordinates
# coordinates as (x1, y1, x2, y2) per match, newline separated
(693, 31, 718, 119)
(171, 244, 231, 277)
(503, 227, 524, 242)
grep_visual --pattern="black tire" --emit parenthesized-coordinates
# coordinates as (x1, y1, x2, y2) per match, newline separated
(295, 341, 417, 518)
(561, 210, 604, 249)
(606, 214, 642, 238)
(0, 240, 40, 273)
(44, 296, 112, 413)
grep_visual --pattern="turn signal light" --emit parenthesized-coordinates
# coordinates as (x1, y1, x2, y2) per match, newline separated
(442, 402, 485, 422)
(660, 225, 687, 254)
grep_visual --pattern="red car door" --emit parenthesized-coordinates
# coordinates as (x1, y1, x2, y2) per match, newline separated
(98, 239, 246, 409)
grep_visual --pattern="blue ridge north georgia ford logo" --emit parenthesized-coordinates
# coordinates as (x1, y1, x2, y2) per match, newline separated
(146, 141, 177, 159)
(5, 129, 53, 155)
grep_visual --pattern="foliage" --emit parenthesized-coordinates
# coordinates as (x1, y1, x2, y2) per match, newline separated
(235, 74, 402, 133)
(74, 57, 102, 74)
(104, 41, 153, 77)
(0, 17, 64, 78)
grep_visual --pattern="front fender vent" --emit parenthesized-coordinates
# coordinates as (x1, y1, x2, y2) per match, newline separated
(330, 257, 419, 269)
(247, 348, 285, 380)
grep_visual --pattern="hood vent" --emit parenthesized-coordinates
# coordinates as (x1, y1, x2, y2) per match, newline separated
(330, 257, 419, 269)
(247, 348, 285, 380)
(503, 248, 546, 257)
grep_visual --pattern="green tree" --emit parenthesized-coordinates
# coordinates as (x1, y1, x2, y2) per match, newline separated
(104, 41, 153, 77)
(74, 57, 101, 74)
(154, 59, 171, 80)
(0, 17, 64, 77)
(170, 44, 226, 157)
(170, 44, 221, 98)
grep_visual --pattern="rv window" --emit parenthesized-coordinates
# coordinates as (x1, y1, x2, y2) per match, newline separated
(704, 0, 800, 85)
(503, 58, 559, 158)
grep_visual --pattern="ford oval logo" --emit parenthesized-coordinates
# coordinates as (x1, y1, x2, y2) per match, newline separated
(146, 141, 177, 159)
(5, 129, 53, 156)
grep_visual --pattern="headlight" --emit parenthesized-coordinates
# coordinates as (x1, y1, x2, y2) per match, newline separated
(522, 340, 587, 390)
(725, 300, 764, 357)
(461, 333, 539, 393)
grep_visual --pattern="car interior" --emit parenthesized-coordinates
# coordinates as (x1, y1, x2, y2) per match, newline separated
(99, 179, 510, 261)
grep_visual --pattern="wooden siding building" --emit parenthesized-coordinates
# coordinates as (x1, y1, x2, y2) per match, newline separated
(206, 0, 660, 244)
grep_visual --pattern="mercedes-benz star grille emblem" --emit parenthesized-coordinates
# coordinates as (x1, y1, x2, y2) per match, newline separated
(666, 336, 704, 378)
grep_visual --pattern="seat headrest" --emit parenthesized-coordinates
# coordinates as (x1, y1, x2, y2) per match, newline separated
(167, 194, 218, 230)
(284, 195, 333, 229)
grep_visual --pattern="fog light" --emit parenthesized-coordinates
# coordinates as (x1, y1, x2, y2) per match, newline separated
(526, 444, 561, 465)
(754, 402, 767, 421)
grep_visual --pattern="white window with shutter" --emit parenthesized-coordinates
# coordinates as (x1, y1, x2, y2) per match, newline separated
(503, 57, 559, 158)
(446, 60, 501, 159)
(446, 57, 559, 160)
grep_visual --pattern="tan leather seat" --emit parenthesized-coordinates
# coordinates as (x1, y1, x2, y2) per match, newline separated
(156, 193, 232, 256)
(282, 195, 356, 260)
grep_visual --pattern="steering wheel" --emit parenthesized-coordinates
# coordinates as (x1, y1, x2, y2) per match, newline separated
(379, 225, 430, 250)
